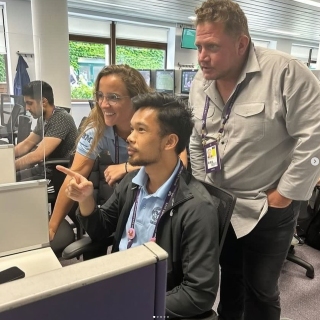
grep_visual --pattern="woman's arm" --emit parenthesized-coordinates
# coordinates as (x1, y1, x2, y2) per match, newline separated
(48, 152, 95, 240)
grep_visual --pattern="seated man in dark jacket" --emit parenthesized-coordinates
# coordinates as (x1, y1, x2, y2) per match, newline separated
(57, 92, 219, 319)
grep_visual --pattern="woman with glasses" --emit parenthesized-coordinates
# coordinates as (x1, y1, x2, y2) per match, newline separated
(49, 64, 150, 241)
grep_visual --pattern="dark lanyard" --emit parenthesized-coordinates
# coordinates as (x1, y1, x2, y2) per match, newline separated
(127, 161, 184, 249)
(202, 83, 242, 143)
(113, 128, 119, 164)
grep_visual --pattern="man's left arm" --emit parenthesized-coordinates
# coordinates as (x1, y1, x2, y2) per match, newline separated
(165, 200, 219, 318)
(278, 60, 320, 201)
(15, 136, 62, 170)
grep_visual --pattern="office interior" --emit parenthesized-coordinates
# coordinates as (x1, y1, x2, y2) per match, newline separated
(1, 0, 320, 319)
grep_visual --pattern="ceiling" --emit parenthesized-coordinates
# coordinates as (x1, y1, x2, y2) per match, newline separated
(67, 0, 320, 44)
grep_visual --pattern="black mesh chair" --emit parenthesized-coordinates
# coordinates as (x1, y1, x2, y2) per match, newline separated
(200, 182, 236, 256)
(16, 115, 32, 144)
(0, 104, 24, 144)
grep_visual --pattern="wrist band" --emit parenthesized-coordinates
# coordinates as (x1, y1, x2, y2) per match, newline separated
(125, 161, 128, 173)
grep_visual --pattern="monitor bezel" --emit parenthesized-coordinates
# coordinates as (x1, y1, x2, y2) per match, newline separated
(180, 69, 198, 94)
(155, 69, 175, 93)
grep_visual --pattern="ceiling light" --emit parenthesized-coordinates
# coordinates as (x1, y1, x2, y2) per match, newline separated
(82, 0, 138, 11)
(188, 16, 196, 21)
(267, 29, 300, 36)
(292, 0, 320, 8)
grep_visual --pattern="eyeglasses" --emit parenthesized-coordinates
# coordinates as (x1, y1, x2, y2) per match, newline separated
(94, 91, 130, 106)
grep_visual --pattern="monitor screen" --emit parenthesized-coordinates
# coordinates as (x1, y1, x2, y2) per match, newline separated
(181, 28, 197, 50)
(181, 69, 197, 94)
(155, 70, 175, 93)
(138, 70, 151, 86)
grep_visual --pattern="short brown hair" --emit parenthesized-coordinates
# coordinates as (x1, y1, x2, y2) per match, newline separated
(195, 0, 250, 38)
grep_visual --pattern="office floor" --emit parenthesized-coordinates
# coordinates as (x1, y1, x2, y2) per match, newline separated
(60, 243, 320, 320)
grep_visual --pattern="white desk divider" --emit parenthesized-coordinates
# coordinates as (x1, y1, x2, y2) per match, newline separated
(0, 179, 49, 257)
(0, 144, 16, 184)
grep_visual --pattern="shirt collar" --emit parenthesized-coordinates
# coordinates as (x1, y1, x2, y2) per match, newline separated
(132, 160, 181, 200)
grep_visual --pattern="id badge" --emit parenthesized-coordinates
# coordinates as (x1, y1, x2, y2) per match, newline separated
(204, 141, 221, 173)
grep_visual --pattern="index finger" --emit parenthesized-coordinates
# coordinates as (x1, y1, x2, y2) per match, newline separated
(56, 165, 79, 179)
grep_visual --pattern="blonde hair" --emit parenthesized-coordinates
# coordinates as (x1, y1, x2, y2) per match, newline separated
(76, 64, 151, 156)
(195, 0, 250, 38)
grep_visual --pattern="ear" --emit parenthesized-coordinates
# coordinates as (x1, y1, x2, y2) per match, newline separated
(237, 35, 250, 56)
(163, 133, 179, 151)
(42, 97, 48, 106)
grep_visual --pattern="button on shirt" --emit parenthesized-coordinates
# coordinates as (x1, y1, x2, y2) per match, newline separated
(77, 126, 128, 162)
(119, 161, 181, 251)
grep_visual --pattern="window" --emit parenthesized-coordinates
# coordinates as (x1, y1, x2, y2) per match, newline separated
(0, 6, 8, 95)
(69, 35, 110, 100)
(116, 44, 166, 69)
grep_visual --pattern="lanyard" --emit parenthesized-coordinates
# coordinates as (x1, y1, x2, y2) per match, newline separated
(127, 161, 184, 249)
(202, 83, 242, 144)
(113, 127, 120, 164)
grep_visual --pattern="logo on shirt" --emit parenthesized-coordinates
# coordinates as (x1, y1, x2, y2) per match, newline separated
(82, 132, 93, 144)
(150, 207, 161, 225)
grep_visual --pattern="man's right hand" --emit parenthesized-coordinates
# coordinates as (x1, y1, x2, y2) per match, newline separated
(56, 165, 94, 203)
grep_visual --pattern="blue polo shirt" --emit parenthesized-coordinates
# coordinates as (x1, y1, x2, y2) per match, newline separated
(119, 160, 181, 251)
(77, 126, 128, 163)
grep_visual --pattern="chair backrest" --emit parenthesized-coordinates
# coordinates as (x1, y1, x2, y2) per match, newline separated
(201, 181, 236, 255)
(88, 100, 94, 109)
(60, 107, 71, 113)
(16, 115, 32, 144)
(6, 104, 23, 133)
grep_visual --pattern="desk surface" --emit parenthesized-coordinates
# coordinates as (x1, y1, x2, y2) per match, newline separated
(0, 247, 61, 277)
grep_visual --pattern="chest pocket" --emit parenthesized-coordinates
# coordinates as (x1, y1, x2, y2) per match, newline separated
(233, 103, 265, 142)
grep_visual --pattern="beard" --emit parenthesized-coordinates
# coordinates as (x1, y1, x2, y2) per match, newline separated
(128, 156, 157, 167)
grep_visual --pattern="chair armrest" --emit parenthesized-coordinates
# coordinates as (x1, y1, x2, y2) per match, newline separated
(45, 158, 70, 166)
(61, 234, 114, 260)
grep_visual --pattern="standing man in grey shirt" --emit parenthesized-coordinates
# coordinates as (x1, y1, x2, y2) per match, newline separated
(188, 1, 320, 319)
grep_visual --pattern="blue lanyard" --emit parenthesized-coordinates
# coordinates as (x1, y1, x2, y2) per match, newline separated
(127, 161, 184, 249)
(202, 83, 243, 143)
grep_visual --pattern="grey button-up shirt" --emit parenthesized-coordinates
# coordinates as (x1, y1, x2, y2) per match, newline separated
(189, 44, 320, 238)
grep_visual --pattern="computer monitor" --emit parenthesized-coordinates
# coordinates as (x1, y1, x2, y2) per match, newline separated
(181, 28, 197, 50)
(181, 69, 197, 94)
(138, 69, 151, 87)
(155, 70, 175, 93)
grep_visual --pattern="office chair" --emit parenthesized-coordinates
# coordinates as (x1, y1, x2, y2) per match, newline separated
(60, 107, 71, 113)
(88, 99, 95, 110)
(62, 151, 124, 260)
(45, 158, 78, 258)
(287, 199, 319, 279)
(200, 182, 236, 256)
(16, 115, 32, 144)
(0, 94, 25, 125)
(0, 104, 24, 144)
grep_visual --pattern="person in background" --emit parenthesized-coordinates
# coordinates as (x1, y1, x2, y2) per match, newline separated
(15, 80, 77, 181)
(48, 64, 151, 240)
(188, 0, 320, 319)
(58, 92, 219, 319)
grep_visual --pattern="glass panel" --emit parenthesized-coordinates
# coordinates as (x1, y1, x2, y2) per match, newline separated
(69, 40, 109, 100)
(1, 33, 45, 184)
(116, 45, 165, 69)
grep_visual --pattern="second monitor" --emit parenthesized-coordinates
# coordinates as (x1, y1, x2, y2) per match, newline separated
(181, 69, 198, 95)
(155, 70, 175, 94)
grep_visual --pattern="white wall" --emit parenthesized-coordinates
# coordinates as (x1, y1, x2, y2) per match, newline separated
(3, 0, 35, 93)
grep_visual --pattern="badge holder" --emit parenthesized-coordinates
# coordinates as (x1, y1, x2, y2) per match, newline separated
(204, 141, 221, 173)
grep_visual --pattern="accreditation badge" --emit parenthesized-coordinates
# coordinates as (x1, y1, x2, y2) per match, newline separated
(204, 141, 221, 173)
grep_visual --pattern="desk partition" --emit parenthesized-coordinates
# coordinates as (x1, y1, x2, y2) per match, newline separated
(0, 180, 49, 257)
(0, 242, 168, 320)
(0, 145, 16, 184)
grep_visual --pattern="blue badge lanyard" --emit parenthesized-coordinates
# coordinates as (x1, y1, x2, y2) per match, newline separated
(202, 83, 243, 145)
(113, 127, 120, 164)
(127, 161, 184, 249)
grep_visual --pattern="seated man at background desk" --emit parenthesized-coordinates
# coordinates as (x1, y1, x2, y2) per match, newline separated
(15, 80, 77, 182)
(58, 92, 220, 319)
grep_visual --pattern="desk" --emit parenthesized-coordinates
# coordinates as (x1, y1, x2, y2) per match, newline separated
(0, 247, 61, 278)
